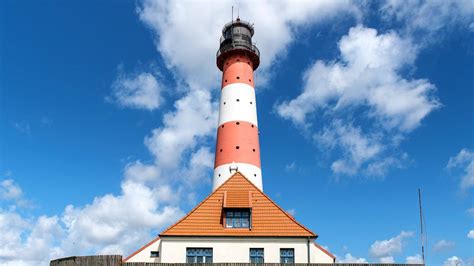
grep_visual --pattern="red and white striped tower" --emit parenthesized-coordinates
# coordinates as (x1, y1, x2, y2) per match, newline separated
(213, 18, 262, 191)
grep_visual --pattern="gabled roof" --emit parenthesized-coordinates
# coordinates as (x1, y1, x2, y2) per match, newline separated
(160, 172, 316, 237)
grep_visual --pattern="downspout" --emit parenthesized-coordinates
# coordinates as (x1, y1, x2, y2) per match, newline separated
(307, 237, 311, 265)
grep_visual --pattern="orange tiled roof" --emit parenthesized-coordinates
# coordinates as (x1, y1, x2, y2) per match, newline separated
(160, 172, 316, 237)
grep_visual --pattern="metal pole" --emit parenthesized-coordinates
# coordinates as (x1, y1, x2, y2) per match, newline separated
(418, 188, 425, 265)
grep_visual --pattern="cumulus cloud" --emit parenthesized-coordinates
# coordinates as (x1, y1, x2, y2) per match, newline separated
(338, 253, 368, 263)
(0, 211, 63, 266)
(380, 256, 395, 263)
(0, 179, 183, 265)
(0, 179, 31, 208)
(314, 120, 383, 176)
(468, 230, 474, 239)
(369, 231, 414, 259)
(276, 25, 439, 177)
(434, 239, 456, 252)
(144, 89, 217, 171)
(447, 149, 474, 191)
(381, 0, 474, 41)
(444, 256, 465, 266)
(0, 179, 23, 201)
(406, 254, 423, 264)
(110, 72, 163, 111)
(138, 0, 360, 89)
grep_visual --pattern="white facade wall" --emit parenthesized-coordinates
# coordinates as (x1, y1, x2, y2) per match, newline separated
(125, 237, 334, 263)
(157, 237, 333, 264)
(125, 238, 162, 263)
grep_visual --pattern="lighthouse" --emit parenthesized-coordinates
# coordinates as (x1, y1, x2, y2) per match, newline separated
(213, 18, 262, 191)
(123, 18, 335, 264)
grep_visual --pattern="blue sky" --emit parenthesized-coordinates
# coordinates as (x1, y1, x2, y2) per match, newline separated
(0, 1, 473, 265)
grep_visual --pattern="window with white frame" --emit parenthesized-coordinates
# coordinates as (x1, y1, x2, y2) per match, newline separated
(225, 209, 250, 228)
(249, 248, 264, 263)
(186, 248, 213, 263)
(150, 251, 159, 257)
(280, 248, 294, 263)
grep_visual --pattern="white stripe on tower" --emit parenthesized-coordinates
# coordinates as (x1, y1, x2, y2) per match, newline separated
(218, 83, 258, 127)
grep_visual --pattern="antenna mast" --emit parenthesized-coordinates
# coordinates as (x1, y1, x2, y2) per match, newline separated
(418, 188, 426, 265)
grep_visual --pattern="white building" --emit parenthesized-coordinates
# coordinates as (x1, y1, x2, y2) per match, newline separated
(123, 173, 335, 263)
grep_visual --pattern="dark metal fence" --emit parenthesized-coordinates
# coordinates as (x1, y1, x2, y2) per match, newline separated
(50, 255, 122, 266)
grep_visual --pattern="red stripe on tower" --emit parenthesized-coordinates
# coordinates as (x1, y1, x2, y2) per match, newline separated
(213, 18, 262, 191)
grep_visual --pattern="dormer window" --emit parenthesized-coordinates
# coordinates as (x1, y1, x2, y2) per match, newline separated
(225, 209, 250, 228)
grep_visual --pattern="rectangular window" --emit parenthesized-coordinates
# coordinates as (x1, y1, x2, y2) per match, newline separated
(250, 248, 264, 263)
(150, 251, 159, 257)
(186, 248, 213, 263)
(225, 209, 250, 228)
(280, 248, 294, 264)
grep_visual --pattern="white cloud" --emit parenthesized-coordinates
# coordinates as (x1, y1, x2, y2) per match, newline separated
(0, 179, 31, 208)
(314, 120, 383, 176)
(0, 179, 23, 201)
(468, 230, 474, 239)
(444, 256, 465, 266)
(60, 180, 182, 255)
(111, 72, 163, 111)
(276, 25, 439, 177)
(0, 179, 184, 265)
(381, 0, 474, 40)
(138, 0, 360, 89)
(434, 239, 456, 252)
(406, 254, 423, 264)
(380, 256, 395, 263)
(338, 253, 368, 263)
(369, 231, 414, 259)
(447, 149, 474, 191)
(144, 89, 217, 171)
(0, 210, 64, 265)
